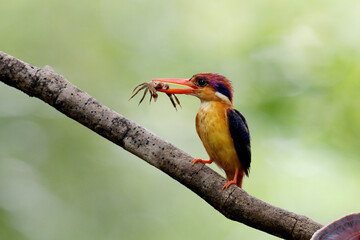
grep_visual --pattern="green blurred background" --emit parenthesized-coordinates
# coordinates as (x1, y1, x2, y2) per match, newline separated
(1, 0, 360, 239)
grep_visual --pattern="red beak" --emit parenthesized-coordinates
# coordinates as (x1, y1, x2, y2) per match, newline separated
(150, 78, 198, 94)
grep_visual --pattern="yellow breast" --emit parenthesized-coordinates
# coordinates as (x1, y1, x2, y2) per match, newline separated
(195, 101, 240, 176)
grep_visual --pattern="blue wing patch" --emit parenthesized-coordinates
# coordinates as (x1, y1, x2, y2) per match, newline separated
(227, 108, 251, 176)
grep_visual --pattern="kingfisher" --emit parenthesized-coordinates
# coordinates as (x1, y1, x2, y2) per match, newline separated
(150, 73, 251, 190)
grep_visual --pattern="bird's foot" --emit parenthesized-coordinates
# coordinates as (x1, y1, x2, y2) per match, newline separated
(222, 180, 237, 191)
(222, 169, 242, 190)
(192, 158, 213, 166)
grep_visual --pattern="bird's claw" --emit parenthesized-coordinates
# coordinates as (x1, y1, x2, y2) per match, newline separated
(221, 180, 237, 191)
(191, 158, 213, 166)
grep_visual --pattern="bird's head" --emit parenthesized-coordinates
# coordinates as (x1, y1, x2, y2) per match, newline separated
(151, 73, 233, 105)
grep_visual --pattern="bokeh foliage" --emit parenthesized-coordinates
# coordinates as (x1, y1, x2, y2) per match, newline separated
(1, 0, 360, 239)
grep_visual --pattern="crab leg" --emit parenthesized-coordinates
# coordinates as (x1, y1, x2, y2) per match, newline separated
(138, 88, 149, 105)
(129, 84, 148, 101)
(173, 95, 181, 108)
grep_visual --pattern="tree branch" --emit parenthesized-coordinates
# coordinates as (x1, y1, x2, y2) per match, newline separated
(0, 51, 322, 240)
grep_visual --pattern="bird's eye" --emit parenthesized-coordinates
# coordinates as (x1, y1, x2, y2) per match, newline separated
(197, 78, 207, 87)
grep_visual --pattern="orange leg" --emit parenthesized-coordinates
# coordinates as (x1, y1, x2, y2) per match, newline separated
(192, 158, 213, 166)
(222, 169, 241, 190)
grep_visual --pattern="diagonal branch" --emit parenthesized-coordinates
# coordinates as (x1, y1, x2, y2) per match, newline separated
(0, 51, 322, 240)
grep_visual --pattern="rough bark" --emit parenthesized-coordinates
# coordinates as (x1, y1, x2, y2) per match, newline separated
(0, 51, 323, 239)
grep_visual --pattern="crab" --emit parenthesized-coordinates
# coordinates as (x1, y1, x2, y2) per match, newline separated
(129, 81, 181, 110)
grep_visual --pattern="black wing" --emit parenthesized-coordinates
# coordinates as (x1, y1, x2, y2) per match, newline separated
(227, 108, 251, 176)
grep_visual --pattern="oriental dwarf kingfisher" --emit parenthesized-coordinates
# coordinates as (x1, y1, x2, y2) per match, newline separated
(151, 73, 251, 190)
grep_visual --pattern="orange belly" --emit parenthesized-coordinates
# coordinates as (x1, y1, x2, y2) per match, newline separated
(195, 101, 241, 179)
